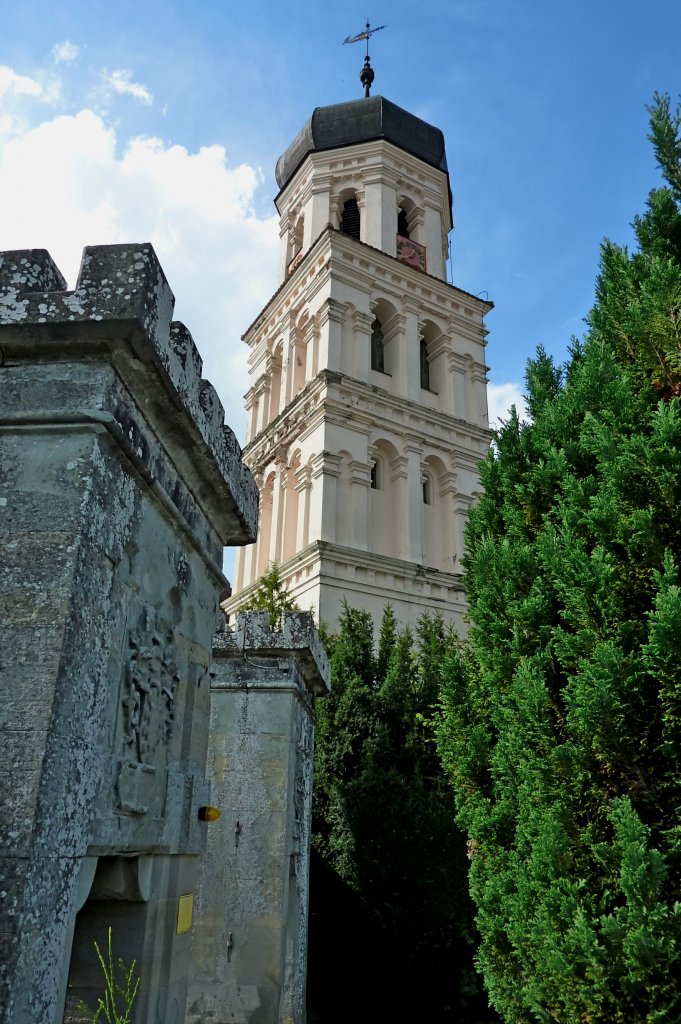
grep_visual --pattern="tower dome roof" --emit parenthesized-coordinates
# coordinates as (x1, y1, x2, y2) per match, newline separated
(275, 95, 450, 193)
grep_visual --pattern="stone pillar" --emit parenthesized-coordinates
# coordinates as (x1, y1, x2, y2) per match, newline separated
(349, 459, 371, 550)
(427, 331, 451, 408)
(245, 384, 258, 444)
(356, 190, 367, 243)
(0, 245, 258, 1024)
(285, 314, 305, 405)
(295, 463, 313, 553)
(256, 372, 272, 435)
(353, 309, 373, 380)
(362, 172, 398, 253)
(278, 211, 291, 284)
(408, 206, 426, 247)
(257, 476, 275, 577)
(438, 470, 459, 571)
(268, 352, 283, 423)
(187, 611, 330, 1024)
(245, 475, 264, 587)
(402, 302, 422, 403)
(423, 195, 446, 280)
(449, 352, 468, 418)
(453, 494, 476, 572)
(382, 310, 405, 382)
(388, 452, 409, 560)
(269, 452, 289, 566)
(404, 438, 425, 563)
(316, 299, 345, 373)
(304, 314, 319, 381)
(306, 174, 333, 247)
(310, 451, 342, 543)
(471, 358, 490, 427)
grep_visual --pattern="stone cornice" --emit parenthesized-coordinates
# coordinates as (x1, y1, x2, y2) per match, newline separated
(323, 371, 492, 446)
(242, 228, 492, 347)
(243, 365, 491, 472)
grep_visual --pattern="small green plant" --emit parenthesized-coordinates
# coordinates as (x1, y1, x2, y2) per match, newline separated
(241, 561, 299, 629)
(76, 927, 140, 1024)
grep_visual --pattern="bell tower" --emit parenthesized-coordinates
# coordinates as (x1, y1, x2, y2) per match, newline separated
(226, 81, 493, 632)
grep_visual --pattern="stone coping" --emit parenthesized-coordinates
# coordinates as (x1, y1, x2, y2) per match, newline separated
(0, 244, 259, 545)
(213, 610, 330, 696)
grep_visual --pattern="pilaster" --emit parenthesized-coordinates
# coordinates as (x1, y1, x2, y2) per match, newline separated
(470, 359, 490, 426)
(278, 210, 290, 283)
(349, 459, 372, 550)
(352, 309, 374, 380)
(243, 470, 264, 588)
(304, 314, 320, 381)
(310, 451, 342, 543)
(294, 463, 313, 552)
(404, 437, 425, 563)
(423, 196, 446, 280)
(269, 450, 289, 566)
(448, 351, 468, 418)
(362, 169, 399, 253)
(402, 302, 422, 402)
(306, 172, 333, 247)
(285, 310, 302, 405)
(316, 299, 346, 373)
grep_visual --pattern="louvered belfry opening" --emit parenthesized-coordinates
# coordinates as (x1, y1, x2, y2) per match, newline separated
(420, 337, 430, 390)
(371, 318, 385, 372)
(340, 198, 361, 239)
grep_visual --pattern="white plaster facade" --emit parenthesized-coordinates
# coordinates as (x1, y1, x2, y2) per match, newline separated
(226, 106, 492, 632)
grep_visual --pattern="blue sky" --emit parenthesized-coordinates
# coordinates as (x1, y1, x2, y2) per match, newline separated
(2, 0, 681, 445)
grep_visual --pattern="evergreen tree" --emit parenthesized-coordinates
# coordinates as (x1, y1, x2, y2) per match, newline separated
(308, 603, 495, 1023)
(437, 94, 681, 1023)
(240, 561, 298, 628)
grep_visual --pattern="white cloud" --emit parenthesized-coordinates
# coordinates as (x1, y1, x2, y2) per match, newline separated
(0, 66, 43, 100)
(101, 69, 153, 106)
(52, 41, 79, 64)
(0, 96, 279, 446)
(487, 382, 529, 431)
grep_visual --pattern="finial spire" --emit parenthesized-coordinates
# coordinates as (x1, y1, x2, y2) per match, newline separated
(343, 19, 387, 97)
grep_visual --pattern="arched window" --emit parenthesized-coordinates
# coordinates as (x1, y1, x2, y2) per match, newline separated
(420, 338, 430, 391)
(397, 207, 410, 239)
(371, 318, 385, 373)
(340, 197, 360, 240)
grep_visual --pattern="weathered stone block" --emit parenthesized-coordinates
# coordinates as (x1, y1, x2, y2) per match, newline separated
(188, 611, 329, 1024)
(0, 244, 259, 1024)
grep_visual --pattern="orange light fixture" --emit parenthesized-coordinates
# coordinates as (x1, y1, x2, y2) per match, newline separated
(198, 805, 221, 822)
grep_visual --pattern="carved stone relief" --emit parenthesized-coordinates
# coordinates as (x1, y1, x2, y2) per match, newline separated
(116, 609, 180, 815)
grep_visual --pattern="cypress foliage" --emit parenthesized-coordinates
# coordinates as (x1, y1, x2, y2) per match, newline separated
(436, 94, 681, 1023)
(308, 604, 495, 1022)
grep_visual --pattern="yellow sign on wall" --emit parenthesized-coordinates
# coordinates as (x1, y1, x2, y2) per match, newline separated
(177, 894, 194, 934)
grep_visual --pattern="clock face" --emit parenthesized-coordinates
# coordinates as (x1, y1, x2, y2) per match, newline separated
(396, 235, 427, 273)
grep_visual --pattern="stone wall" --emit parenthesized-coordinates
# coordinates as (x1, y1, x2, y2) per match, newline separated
(0, 245, 258, 1024)
(187, 611, 330, 1024)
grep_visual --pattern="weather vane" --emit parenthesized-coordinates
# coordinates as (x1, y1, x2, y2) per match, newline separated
(343, 19, 387, 97)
